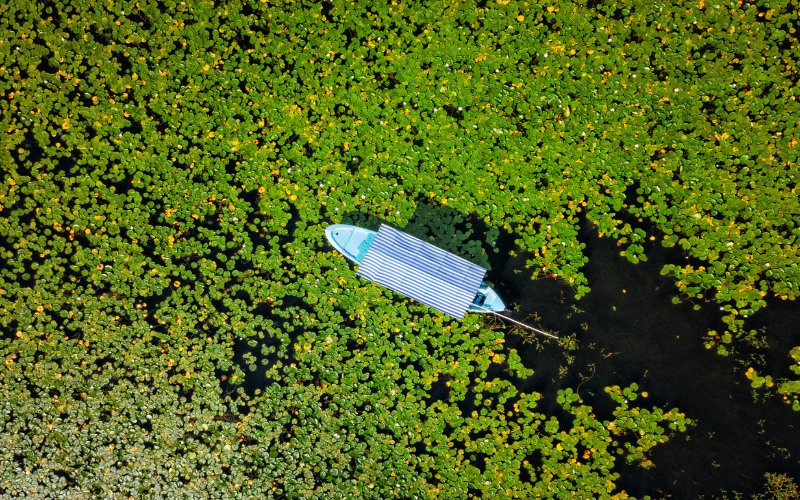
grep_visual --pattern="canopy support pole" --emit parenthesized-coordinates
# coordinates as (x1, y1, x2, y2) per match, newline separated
(473, 305, 559, 340)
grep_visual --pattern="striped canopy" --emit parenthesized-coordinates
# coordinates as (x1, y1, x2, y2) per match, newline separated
(356, 224, 487, 319)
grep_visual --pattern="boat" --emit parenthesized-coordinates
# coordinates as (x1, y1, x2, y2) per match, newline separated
(325, 223, 557, 339)
(325, 224, 506, 316)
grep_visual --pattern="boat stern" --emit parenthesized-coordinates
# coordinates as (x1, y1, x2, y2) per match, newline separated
(470, 284, 506, 313)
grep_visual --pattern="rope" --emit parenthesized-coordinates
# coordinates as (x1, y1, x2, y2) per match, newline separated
(472, 304, 559, 340)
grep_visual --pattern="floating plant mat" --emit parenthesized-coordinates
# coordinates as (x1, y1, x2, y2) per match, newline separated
(1, 0, 798, 497)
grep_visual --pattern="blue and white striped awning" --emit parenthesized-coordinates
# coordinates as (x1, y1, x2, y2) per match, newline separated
(356, 224, 487, 319)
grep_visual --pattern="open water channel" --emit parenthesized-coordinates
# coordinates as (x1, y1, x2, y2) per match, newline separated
(491, 218, 800, 498)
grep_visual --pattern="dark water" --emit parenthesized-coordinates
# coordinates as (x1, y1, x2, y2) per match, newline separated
(492, 220, 800, 498)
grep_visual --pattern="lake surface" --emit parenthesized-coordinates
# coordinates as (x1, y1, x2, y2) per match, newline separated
(492, 220, 800, 497)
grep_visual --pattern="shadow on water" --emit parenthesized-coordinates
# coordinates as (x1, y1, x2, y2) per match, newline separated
(498, 218, 800, 498)
(340, 199, 499, 272)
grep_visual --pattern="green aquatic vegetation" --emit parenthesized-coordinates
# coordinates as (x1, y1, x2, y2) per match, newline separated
(1, 0, 797, 495)
(760, 472, 800, 499)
